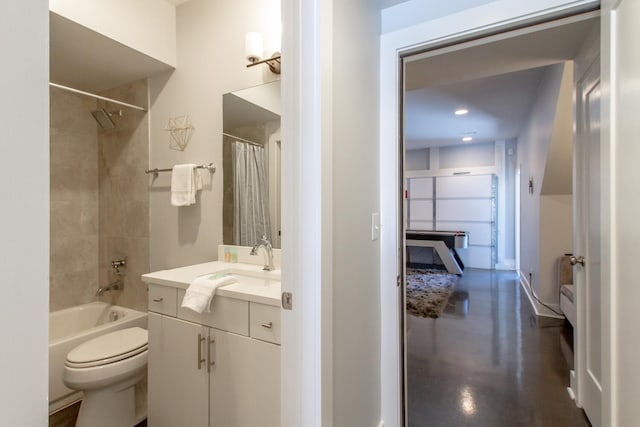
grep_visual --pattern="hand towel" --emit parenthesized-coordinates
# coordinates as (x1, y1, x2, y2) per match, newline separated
(171, 164, 202, 206)
(181, 274, 237, 314)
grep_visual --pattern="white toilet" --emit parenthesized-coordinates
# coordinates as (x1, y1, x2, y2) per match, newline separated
(63, 327, 148, 427)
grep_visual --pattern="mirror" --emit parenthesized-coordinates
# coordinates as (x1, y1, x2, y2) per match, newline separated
(223, 80, 281, 249)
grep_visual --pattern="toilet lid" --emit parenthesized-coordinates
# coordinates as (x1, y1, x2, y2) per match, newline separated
(66, 327, 148, 368)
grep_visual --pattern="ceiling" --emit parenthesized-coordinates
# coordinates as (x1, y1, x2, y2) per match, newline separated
(405, 67, 547, 149)
(404, 14, 598, 150)
(50, 12, 174, 94)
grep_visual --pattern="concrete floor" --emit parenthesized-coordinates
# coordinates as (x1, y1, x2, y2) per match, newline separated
(407, 268, 591, 427)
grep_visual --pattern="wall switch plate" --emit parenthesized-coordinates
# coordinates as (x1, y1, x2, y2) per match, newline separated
(371, 213, 380, 241)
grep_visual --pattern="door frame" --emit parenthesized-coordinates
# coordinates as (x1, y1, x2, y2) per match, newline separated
(379, 1, 604, 426)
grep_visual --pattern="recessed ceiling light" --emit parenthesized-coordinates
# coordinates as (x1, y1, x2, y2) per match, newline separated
(462, 136, 473, 142)
(455, 109, 469, 116)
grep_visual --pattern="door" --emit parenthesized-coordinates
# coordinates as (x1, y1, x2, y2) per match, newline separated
(574, 48, 602, 425)
(210, 330, 280, 427)
(148, 313, 210, 427)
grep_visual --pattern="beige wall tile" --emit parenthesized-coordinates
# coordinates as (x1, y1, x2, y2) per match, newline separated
(50, 87, 97, 133)
(97, 80, 150, 311)
(50, 80, 149, 313)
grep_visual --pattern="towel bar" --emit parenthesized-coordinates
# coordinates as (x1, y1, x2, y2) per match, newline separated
(145, 163, 216, 176)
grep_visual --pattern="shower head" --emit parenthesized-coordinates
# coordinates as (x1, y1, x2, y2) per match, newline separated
(91, 108, 122, 129)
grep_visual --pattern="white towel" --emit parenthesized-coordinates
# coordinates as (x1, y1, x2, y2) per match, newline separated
(181, 274, 237, 314)
(171, 164, 203, 206)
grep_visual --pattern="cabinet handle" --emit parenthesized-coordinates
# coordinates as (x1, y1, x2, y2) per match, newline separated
(261, 322, 273, 329)
(197, 333, 206, 370)
(152, 297, 164, 302)
(207, 337, 215, 372)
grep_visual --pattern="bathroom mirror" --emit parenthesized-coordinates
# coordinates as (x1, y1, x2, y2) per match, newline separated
(223, 80, 281, 249)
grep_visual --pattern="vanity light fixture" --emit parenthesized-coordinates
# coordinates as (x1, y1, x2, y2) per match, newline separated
(455, 108, 469, 115)
(245, 32, 281, 74)
(462, 136, 473, 142)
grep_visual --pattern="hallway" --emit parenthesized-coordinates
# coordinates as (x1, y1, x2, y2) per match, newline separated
(407, 269, 591, 426)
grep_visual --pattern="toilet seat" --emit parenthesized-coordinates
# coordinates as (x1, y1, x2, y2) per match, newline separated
(65, 327, 148, 368)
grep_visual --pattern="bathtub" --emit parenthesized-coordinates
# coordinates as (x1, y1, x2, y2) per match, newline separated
(49, 302, 147, 414)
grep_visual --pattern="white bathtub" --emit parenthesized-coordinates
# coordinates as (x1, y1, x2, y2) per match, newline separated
(49, 302, 147, 414)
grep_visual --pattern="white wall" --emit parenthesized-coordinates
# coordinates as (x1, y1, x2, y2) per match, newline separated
(539, 195, 573, 299)
(381, 0, 499, 34)
(517, 61, 573, 314)
(0, 1, 49, 423)
(49, 0, 177, 66)
(330, 1, 381, 425)
(148, 0, 280, 270)
(405, 148, 430, 171)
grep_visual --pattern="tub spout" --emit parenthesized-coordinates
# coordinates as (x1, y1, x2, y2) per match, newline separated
(96, 279, 123, 297)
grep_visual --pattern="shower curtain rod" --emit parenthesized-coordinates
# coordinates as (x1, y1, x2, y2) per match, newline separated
(49, 82, 148, 112)
(222, 132, 263, 147)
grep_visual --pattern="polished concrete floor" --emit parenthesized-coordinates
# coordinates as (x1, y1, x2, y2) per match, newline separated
(407, 269, 591, 427)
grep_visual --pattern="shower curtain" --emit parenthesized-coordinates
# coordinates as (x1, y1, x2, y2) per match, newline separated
(233, 141, 272, 246)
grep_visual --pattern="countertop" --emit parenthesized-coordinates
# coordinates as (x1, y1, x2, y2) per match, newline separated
(142, 261, 281, 307)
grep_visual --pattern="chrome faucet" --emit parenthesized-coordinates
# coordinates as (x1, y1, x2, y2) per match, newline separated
(96, 279, 123, 297)
(250, 235, 275, 271)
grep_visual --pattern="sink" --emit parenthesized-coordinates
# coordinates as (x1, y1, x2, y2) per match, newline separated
(233, 273, 280, 288)
(217, 269, 280, 288)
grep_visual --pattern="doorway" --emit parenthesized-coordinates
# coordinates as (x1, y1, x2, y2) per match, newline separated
(397, 10, 601, 427)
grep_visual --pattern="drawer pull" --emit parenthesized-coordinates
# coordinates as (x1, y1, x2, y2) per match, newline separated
(261, 322, 273, 329)
(152, 297, 164, 302)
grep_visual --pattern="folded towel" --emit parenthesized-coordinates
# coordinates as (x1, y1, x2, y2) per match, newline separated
(181, 274, 237, 314)
(171, 164, 202, 206)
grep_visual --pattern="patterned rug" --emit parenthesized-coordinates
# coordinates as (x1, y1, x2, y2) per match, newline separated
(406, 268, 459, 318)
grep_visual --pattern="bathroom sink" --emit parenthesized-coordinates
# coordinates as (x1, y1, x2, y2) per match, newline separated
(218, 269, 280, 289)
(233, 273, 280, 288)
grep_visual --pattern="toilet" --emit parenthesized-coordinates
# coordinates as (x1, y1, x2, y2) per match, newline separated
(63, 327, 148, 427)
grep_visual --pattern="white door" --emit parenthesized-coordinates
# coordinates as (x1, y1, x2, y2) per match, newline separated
(574, 47, 602, 425)
(148, 313, 210, 427)
(210, 330, 280, 427)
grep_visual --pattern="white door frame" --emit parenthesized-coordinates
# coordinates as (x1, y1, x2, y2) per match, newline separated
(379, 1, 602, 426)
(281, 0, 325, 425)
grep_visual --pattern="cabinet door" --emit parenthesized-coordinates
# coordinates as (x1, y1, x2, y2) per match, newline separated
(148, 313, 209, 427)
(210, 330, 280, 427)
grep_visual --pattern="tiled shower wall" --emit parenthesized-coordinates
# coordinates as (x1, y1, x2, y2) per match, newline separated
(49, 80, 149, 312)
(97, 80, 149, 312)
(50, 87, 99, 311)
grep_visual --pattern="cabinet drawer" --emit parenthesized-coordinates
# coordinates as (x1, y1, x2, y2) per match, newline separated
(148, 284, 178, 316)
(177, 289, 249, 336)
(249, 303, 281, 344)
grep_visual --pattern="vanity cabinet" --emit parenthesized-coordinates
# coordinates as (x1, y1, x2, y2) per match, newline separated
(147, 285, 280, 427)
(148, 314, 209, 427)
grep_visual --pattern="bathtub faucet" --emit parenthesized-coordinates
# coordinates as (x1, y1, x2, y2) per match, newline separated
(250, 235, 275, 271)
(96, 279, 123, 297)
(111, 257, 127, 275)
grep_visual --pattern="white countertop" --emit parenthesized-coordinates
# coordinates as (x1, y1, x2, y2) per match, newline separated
(142, 261, 282, 307)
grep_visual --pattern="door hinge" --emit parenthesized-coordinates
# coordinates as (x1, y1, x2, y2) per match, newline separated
(397, 275, 401, 287)
(282, 291, 293, 310)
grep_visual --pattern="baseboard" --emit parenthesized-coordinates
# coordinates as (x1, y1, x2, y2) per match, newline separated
(518, 271, 564, 319)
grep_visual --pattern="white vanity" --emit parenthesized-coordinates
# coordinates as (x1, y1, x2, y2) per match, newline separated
(142, 259, 281, 427)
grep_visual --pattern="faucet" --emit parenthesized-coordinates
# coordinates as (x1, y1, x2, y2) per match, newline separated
(111, 257, 127, 275)
(250, 235, 275, 271)
(96, 279, 123, 297)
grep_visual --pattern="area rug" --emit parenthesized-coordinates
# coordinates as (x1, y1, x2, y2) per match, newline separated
(406, 268, 459, 319)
